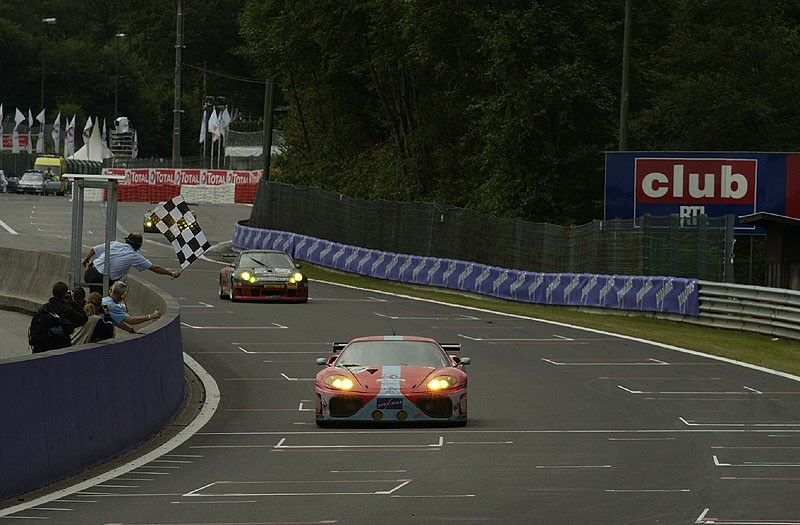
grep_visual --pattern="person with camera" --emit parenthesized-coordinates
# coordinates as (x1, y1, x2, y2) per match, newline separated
(102, 281, 161, 335)
(81, 232, 181, 295)
(29, 282, 89, 353)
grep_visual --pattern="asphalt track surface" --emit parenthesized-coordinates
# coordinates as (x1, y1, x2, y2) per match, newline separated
(2, 194, 800, 524)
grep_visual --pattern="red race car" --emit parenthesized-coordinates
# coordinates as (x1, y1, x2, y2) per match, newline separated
(219, 249, 308, 302)
(315, 335, 470, 426)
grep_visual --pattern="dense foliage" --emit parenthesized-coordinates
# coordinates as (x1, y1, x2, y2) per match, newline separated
(4, 1, 800, 223)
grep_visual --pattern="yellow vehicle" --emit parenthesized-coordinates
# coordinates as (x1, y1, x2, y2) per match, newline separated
(33, 155, 68, 196)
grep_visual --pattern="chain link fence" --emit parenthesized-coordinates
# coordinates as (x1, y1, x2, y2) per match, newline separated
(249, 181, 733, 281)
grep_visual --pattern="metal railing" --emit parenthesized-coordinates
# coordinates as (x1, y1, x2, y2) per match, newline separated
(675, 282, 800, 340)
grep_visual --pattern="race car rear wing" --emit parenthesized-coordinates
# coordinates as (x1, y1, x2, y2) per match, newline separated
(440, 343, 461, 352)
(332, 342, 348, 353)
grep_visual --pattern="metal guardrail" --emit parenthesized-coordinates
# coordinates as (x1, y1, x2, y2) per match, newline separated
(678, 282, 800, 340)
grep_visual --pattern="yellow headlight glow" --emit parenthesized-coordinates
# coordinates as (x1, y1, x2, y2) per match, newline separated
(145, 221, 152, 227)
(427, 376, 457, 391)
(324, 375, 354, 390)
(240, 271, 251, 281)
(249, 276, 256, 283)
(293, 272, 303, 282)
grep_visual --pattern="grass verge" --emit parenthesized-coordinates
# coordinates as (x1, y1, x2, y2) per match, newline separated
(301, 263, 800, 377)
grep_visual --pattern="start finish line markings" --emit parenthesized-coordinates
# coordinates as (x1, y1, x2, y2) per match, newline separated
(544, 358, 668, 366)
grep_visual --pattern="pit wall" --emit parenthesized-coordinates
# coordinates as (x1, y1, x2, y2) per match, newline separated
(233, 222, 700, 316)
(0, 247, 185, 501)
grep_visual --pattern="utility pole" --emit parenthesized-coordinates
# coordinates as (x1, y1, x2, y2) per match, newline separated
(262, 76, 275, 187)
(618, 0, 631, 150)
(171, 0, 183, 167)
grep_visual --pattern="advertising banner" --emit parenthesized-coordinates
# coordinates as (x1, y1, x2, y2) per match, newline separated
(605, 152, 800, 233)
(1, 134, 30, 149)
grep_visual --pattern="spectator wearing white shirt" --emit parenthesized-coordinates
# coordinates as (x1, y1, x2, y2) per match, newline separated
(81, 232, 180, 294)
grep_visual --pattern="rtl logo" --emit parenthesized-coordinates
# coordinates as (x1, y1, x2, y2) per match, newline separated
(635, 158, 756, 204)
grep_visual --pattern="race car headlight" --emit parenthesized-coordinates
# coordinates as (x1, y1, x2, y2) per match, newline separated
(293, 272, 303, 282)
(324, 375, 354, 390)
(239, 271, 252, 282)
(427, 376, 458, 391)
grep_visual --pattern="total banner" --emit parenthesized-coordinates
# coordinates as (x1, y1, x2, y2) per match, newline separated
(604, 151, 800, 233)
(233, 222, 700, 316)
(101, 168, 262, 185)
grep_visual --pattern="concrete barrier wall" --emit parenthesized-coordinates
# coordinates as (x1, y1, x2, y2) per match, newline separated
(0, 247, 184, 501)
(233, 222, 700, 316)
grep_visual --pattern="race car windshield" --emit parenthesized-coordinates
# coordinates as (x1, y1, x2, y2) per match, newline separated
(239, 253, 294, 268)
(337, 341, 449, 368)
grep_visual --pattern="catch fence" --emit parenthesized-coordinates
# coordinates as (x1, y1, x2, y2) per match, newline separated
(249, 181, 733, 281)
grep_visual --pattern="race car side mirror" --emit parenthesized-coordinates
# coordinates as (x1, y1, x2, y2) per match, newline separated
(295, 262, 302, 269)
(316, 357, 328, 366)
(455, 356, 471, 365)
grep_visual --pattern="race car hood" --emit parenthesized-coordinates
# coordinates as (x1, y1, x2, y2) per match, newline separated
(249, 267, 293, 277)
(325, 365, 462, 393)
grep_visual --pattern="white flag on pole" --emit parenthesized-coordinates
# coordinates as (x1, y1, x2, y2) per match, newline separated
(101, 118, 107, 144)
(12, 108, 24, 154)
(219, 107, 231, 138)
(131, 130, 138, 159)
(208, 109, 220, 142)
(26, 109, 33, 154)
(35, 109, 46, 154)
(83, 116, 93, 144)
(51, 112, 61, 154)
(199, 110, 207, 144)
(65, 115, 76, 157)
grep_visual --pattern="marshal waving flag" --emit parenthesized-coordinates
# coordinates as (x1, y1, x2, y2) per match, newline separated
(150, 196, 211, 269)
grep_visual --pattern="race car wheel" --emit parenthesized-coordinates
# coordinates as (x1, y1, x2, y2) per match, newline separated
(230, 282, 239, 302)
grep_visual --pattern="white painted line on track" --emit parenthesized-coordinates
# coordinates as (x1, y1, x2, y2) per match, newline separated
(606, 489, 689, 493)
(695, 507, 800, 524)
(377, 312, 479, 321)
(280, 373, 315, 382)
(181, 321, 288, 329)
(0, 353, 220, 518)
(331, 470, 407, 473)
(182, 479, 412, 497)
(618, 385, 764, 395)
(608, 437, 675, 441)
(170, 500, 257, 504)
(536, 465, 611, 469)
(545, 358, 667, 366)
(196, 428, 800, 436)
(273, 436, 443, 450)
(713, 455, 800, 467)
(375, 480, 411, 495)
(0, 219, 18, 234)
(460, 334, 573, 342)
(681, 417, 800, 427)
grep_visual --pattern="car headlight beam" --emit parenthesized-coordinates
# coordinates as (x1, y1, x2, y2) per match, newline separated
(324, 375, 354, 390)
(427, 376, 458, 391)
(239, 271, 251, 282)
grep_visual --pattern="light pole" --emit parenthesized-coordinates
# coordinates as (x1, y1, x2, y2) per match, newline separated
(171, 0, 184, 167)
(618, 0, 631, 150)
(114, 33, 126, 118)
(41, 17, 57, 109)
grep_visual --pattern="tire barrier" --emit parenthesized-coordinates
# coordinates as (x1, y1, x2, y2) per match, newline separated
(233, 222, 700, 316)
(0, 247, 184, 501)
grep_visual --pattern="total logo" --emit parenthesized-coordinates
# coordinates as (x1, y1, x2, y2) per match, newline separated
(635, 158, 756, 205)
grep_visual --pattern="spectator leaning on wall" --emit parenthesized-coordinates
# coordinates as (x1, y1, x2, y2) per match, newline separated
(28, 281, 89, 353)
(102, 281, 161, 335)
(81, 232, 181, 295)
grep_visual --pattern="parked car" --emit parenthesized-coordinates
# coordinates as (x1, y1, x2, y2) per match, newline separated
(16, 171, 46, 194)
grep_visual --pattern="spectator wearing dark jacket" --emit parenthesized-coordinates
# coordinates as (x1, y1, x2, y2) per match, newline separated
(31, 282, 89, 353)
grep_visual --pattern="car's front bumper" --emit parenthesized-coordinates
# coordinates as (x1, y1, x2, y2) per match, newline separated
(315, 388, 467, 424)
(231, 282, 308, 302)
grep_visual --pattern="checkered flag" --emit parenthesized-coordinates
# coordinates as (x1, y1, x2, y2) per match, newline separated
(150, 196, 211, 269)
